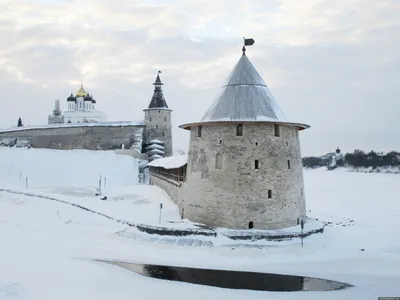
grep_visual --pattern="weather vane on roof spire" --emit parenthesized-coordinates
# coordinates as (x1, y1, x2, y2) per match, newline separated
(242, 37, 255, 55)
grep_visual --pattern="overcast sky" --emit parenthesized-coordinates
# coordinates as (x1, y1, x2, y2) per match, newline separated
(0, 0, 399, 156)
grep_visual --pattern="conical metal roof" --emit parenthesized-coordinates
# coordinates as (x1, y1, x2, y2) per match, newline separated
(180, 51, 309, 130)
(146, 72, 169, 109)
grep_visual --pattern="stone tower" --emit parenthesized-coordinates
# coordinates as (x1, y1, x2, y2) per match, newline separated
(179, 44, 310, 230)
(143, 71, 173, 157)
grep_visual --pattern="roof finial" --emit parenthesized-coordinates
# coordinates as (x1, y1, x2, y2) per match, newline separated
(153, 70, 163, 86)
(242, 37, 255, 55)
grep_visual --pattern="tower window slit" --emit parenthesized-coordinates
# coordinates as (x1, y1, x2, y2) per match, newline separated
(156, 125, 158, 129)
(268, 190, 272, 198)
(215, 153, 222, 169)
(197, 125, 202, 137)
(254, 160, 259, 169)
(287, 160, 291, 169)
(236, 124, 243, 136)
(274, 124, 280, 137)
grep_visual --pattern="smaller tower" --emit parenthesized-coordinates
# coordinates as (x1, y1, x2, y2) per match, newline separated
(143, 71, 173, 157)
(48, 100, 65, 124)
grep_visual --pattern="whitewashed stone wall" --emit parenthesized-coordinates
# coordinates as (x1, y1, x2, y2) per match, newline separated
(144, 108, 173, 156)
(184, 123, 306, 230)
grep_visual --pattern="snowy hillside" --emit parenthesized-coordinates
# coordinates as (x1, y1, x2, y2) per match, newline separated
(0, 148, 399, 299)
(0, 147, 139, 188)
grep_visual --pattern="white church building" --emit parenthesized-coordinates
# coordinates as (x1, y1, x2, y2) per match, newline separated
(49, 83, 107, 124)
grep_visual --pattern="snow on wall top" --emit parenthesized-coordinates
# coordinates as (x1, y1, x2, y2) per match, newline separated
(0, 121, 145, 133)
(147, 155, 188, 169)
(179, 53, 310, 130)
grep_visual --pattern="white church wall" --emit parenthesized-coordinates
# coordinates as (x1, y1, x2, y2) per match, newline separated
(64, 111, 107, 124)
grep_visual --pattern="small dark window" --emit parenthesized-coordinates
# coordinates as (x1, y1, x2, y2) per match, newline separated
(150, 118, 152, 122)
(164, 117, 166, 121)
(156, 125, 158, 129)
(158, 110, 160, 113)
(274, 124, 280, 137)
(197, 125, 202, 137)
(297, 217, 300, 225)
(236, 123, 243, 136)
(219, 140, 222, 144)
(287, 160, 291, 169)
(255, 160, 259, 169)
(255, 142, 258, 146)
(163, 132, 165, 137)
(248, 221, 254, 229)
(268, 190, 272, 198)
(215, 153, 222, 169)
(286, 142, 289, 146)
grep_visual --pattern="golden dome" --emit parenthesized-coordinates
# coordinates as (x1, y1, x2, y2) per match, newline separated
(76, 82, 87, 97)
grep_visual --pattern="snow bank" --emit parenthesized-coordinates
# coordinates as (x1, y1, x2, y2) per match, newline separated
(0, 147, 139, 187)
(0, 138, 31, 148)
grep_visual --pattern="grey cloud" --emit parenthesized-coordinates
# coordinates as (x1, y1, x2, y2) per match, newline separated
(0, 0, 399, 156)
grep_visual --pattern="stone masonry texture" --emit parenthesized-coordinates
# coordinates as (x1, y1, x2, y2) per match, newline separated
(144, 109, 173, 156)
(0, 125, 145, 150)
(183, 123, 306, 230)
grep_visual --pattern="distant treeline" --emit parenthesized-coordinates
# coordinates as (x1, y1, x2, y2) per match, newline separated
(302, 150, 400, 169)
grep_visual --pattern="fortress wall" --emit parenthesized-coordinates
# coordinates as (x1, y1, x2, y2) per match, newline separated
(149, 173, 186, 216)
(0, 125, 145, 151)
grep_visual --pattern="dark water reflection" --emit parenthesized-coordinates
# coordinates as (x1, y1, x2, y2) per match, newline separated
(98, 260, 352, 292)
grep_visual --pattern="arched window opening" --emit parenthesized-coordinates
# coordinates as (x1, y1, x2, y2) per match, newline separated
(248, 221, 254, 229)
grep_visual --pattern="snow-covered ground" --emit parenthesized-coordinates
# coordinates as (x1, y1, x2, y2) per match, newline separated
(0, 147, 399, 299)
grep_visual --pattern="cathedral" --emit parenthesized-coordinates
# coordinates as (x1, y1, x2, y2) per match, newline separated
(48, 83, 107, 124)
(47, 73, 173, 157)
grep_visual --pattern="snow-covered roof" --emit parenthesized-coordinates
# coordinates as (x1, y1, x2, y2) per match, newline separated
(148, 149, 165, 155)
(179, 51, 310, 130)
(146, 144, 164, 150)
(147, 155, 188, 169)
(148, 139, 163, 144)
(0, 121, 145, 133)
